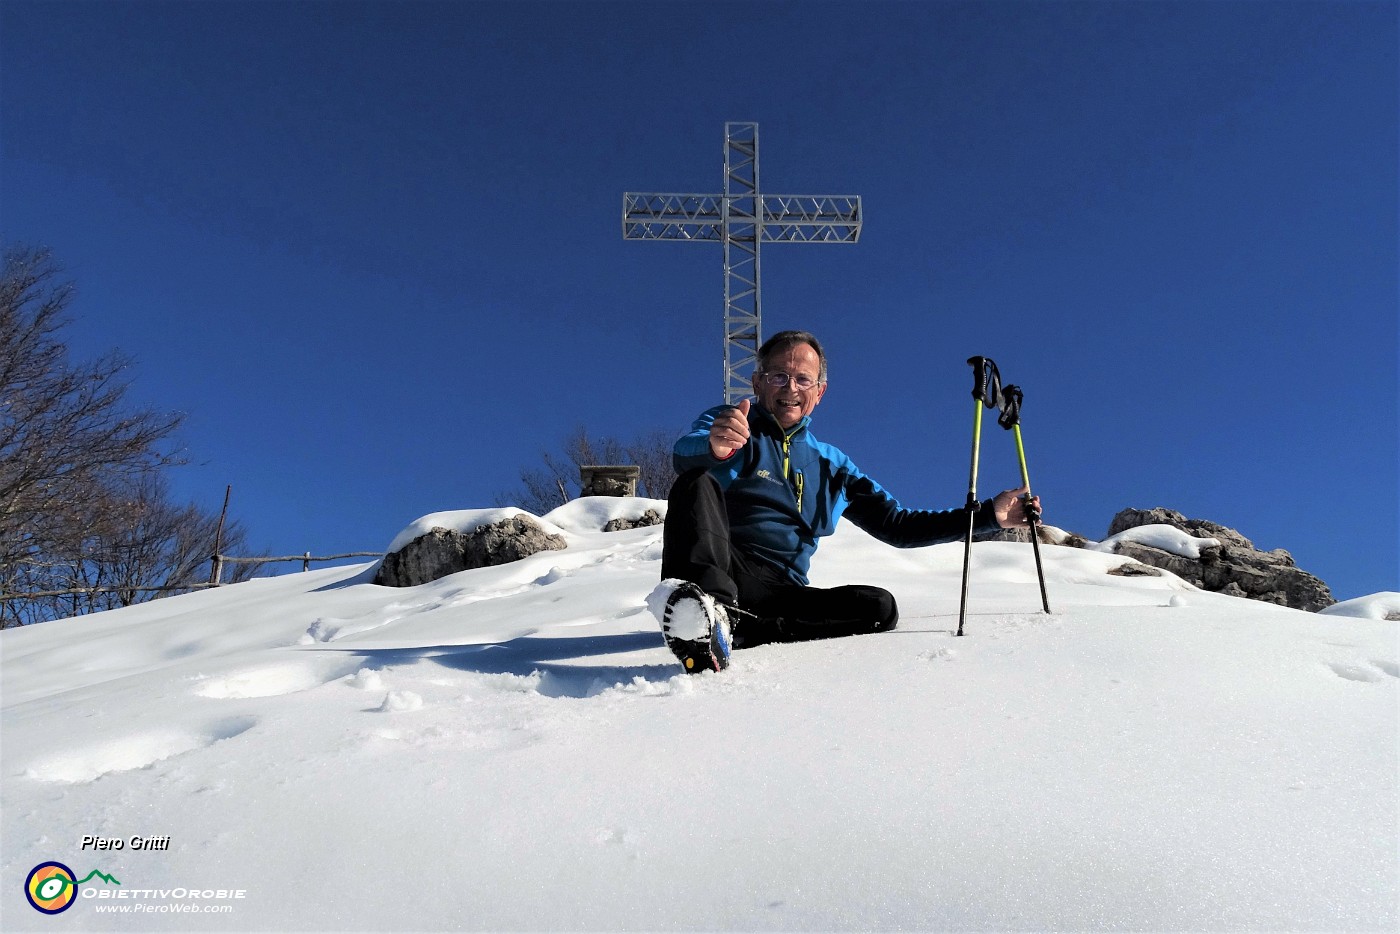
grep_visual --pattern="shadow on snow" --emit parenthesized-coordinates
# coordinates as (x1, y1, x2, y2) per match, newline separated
(315, 631, 679, 698)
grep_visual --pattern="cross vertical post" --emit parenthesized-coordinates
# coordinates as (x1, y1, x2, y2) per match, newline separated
(723, 122, 760, 405)
(623, 123, 862, 404)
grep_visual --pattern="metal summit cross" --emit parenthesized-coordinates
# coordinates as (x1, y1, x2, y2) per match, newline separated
(623, 122, 862, 404)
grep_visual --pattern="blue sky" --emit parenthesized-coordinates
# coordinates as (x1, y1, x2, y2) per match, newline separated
(2, 0, 1395, 600)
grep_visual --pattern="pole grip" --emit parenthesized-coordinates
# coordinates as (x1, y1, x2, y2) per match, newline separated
(966, 356, 1004, 411)
(998, 384, 1023, 430)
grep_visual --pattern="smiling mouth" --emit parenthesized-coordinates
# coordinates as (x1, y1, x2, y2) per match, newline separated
(773, 400, 804, 419)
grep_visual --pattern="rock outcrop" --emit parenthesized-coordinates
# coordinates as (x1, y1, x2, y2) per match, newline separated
(974, 526, 1091, 548)
(375, 514, 566, 588)
(602, 509, 663, 533)
(1103, 507, 1334, 611)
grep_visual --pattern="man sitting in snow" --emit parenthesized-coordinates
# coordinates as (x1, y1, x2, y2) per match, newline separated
(655, 329, 1040, 673)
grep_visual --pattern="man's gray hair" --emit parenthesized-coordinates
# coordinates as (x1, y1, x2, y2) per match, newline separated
(757, 330, 827, 384)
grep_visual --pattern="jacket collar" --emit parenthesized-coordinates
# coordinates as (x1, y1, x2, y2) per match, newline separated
(753, 402, 810, 438)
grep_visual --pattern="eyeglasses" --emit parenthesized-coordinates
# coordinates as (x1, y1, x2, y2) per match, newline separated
(758, 371, 822, 390)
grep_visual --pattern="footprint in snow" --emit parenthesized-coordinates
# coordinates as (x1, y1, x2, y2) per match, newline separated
(593, 827, 641, 860)
(1326, 661, 1395, 683)
(301, 613, 402, 643)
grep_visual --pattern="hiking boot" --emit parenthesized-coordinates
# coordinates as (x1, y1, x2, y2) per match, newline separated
(657, 581, 731, 674)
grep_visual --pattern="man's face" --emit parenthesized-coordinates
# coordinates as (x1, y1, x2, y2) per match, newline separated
(752, 342, 826, 430)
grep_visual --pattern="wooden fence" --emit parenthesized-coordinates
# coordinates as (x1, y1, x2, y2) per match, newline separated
(0, 551, 384, 604)
(1, 489, 382, 612)
(208, 551, 384, 584)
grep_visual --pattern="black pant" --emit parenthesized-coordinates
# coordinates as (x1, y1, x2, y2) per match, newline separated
(661, 468, 898, 646)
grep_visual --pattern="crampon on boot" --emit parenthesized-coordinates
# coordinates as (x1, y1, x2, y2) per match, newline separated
(659, 581, 731, 674)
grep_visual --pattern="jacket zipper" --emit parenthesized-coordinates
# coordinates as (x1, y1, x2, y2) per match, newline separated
(781, 429, 804, 513)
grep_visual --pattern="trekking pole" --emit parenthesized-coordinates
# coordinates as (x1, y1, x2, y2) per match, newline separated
(957, 356, 1003, 637)
(998, 386, 1051, 614)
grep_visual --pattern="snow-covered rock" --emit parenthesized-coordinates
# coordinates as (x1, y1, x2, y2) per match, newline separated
(1097, 507, 1335, 611)
(375, 510, 567, 587)
(1319, 590, 1400, 621)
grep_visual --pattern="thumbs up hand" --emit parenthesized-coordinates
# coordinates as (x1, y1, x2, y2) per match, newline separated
(708, 398, 752, 459)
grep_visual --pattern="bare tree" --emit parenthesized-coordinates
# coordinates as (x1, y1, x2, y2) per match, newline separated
(623, 428, 677, 503)
(498, 426, 676, 514)
(0, 245, 244, 627)
(0, 475, 251, 627)
(0, 247, 183, 568)
(98, 475, 252, 600)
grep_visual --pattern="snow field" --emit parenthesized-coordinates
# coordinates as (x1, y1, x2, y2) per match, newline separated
(2, 501, 1394, 931)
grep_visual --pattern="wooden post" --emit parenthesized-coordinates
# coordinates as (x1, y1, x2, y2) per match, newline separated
(209, 485, 231, 586)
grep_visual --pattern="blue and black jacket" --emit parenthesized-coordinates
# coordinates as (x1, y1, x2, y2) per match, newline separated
(674, 403, 1001, 586)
